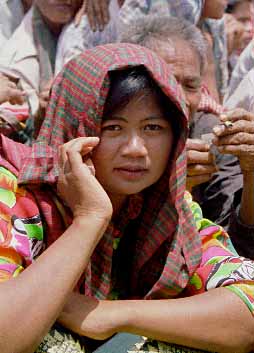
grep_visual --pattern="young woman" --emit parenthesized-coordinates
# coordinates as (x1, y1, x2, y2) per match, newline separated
(0, 44, 254, 353)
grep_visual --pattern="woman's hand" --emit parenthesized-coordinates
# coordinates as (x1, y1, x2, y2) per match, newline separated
(57, 137, 113, 220)
(74, 0, 110, 31)
(186, 138, 217, 192)
(213, 109, 254, 172)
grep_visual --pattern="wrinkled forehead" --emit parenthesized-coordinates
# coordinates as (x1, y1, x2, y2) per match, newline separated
(153, 39, 202, 79)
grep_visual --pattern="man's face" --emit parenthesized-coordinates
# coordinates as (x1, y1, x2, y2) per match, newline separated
(35, 0, 82, 25)
(231, 1, 253, 50)
(155, 39, 202, 120)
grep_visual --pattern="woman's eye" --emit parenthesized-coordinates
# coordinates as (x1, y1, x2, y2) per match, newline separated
(144, 124, 163, 131)
(102, 125, 121, 131)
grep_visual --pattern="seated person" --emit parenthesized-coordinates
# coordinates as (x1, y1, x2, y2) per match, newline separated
(55, 0, 227, 103)
(55, 0, 131, 75)
(0, 0, 82, 141)
(0, 43, 254, 353)
(216, 66, 254, 258)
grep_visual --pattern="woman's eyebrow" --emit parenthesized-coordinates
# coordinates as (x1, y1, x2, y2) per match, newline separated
(141, 116, 167, 122)
(103, 116, 128, 122)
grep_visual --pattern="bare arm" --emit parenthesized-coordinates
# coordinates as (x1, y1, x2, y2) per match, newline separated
(59, 288, 254, 353)
(0, 215, 109, 353)
(0, 137, 112, 353)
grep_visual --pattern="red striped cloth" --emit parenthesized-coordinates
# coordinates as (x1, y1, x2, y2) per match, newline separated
(16, 44, 202, 299)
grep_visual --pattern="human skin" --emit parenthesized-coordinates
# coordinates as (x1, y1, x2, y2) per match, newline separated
(0, 74, 25, 105)
(59, 289, 254, 353)
(21, 0, 33, 13)
(35, 0, 83, 35)
(0, 137, 112, 353)
(92, 91, 173, 211)
(74, 0, 125, 31)
(202, 0, 228, 19)
(230, 0, 252, 51)
(155, 39, 217, 191)
(213, 108, 254, 225)
(58, 88, 254, 353)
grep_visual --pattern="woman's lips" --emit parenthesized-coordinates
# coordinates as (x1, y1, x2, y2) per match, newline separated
(114, 167, 148, 180)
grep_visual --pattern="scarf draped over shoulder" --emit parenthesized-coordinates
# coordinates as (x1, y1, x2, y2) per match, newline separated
(17, 43, 202, 299)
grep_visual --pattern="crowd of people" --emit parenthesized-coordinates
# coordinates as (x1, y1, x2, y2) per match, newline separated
(1, 1, 254, 352)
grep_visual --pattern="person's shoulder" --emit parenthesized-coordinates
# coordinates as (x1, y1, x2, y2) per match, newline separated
(224, 69, 254, 111)
(0, 7, 35, 65)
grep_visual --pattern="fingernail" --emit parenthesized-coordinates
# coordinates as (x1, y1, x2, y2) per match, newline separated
(213, 125, 224, 135)
(220, 113, 228, 120)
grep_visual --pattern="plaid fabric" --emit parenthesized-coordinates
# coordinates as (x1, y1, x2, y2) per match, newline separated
(16, 43, 202, 299)
(198, 86, 224, 115)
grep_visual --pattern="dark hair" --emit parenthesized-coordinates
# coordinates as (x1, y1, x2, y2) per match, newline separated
(103, 66, 182, 139)
(226, 0, 251, 13)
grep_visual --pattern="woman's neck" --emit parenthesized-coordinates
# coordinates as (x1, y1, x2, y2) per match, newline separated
(110, 194, 127, 217)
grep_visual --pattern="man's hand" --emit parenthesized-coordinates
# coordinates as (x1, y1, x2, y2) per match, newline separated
(213, 109, 254, 172)
(75, 0, 110, 32)
(0, 74, 25, 105)
(186, 138, 217, 192)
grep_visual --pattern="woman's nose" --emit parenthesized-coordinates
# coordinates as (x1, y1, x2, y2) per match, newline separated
(121, 134, 148, 157)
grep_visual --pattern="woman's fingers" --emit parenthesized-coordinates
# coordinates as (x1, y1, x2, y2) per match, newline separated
(58, 137, 99, 171)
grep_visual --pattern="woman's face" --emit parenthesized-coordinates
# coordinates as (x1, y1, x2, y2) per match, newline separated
(92, 91, 174, 206)
(202, 0, 228, 19)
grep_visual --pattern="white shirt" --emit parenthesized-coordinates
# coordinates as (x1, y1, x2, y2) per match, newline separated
(224, 68, 254, 113)
(55, 0, 121, 75)
(0, 7, 39, 115)
(0, 0, 25, 48)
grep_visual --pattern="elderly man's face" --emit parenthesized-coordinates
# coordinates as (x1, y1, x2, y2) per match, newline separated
(155, 39, 202, 120)
(35, 0, 82, 25)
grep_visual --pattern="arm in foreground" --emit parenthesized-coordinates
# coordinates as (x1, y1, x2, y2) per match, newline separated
(0, 137, 112, 353)
(59, 193, 254, 353)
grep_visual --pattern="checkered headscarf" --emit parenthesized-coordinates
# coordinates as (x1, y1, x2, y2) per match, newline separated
(19, 44, 202, 299)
